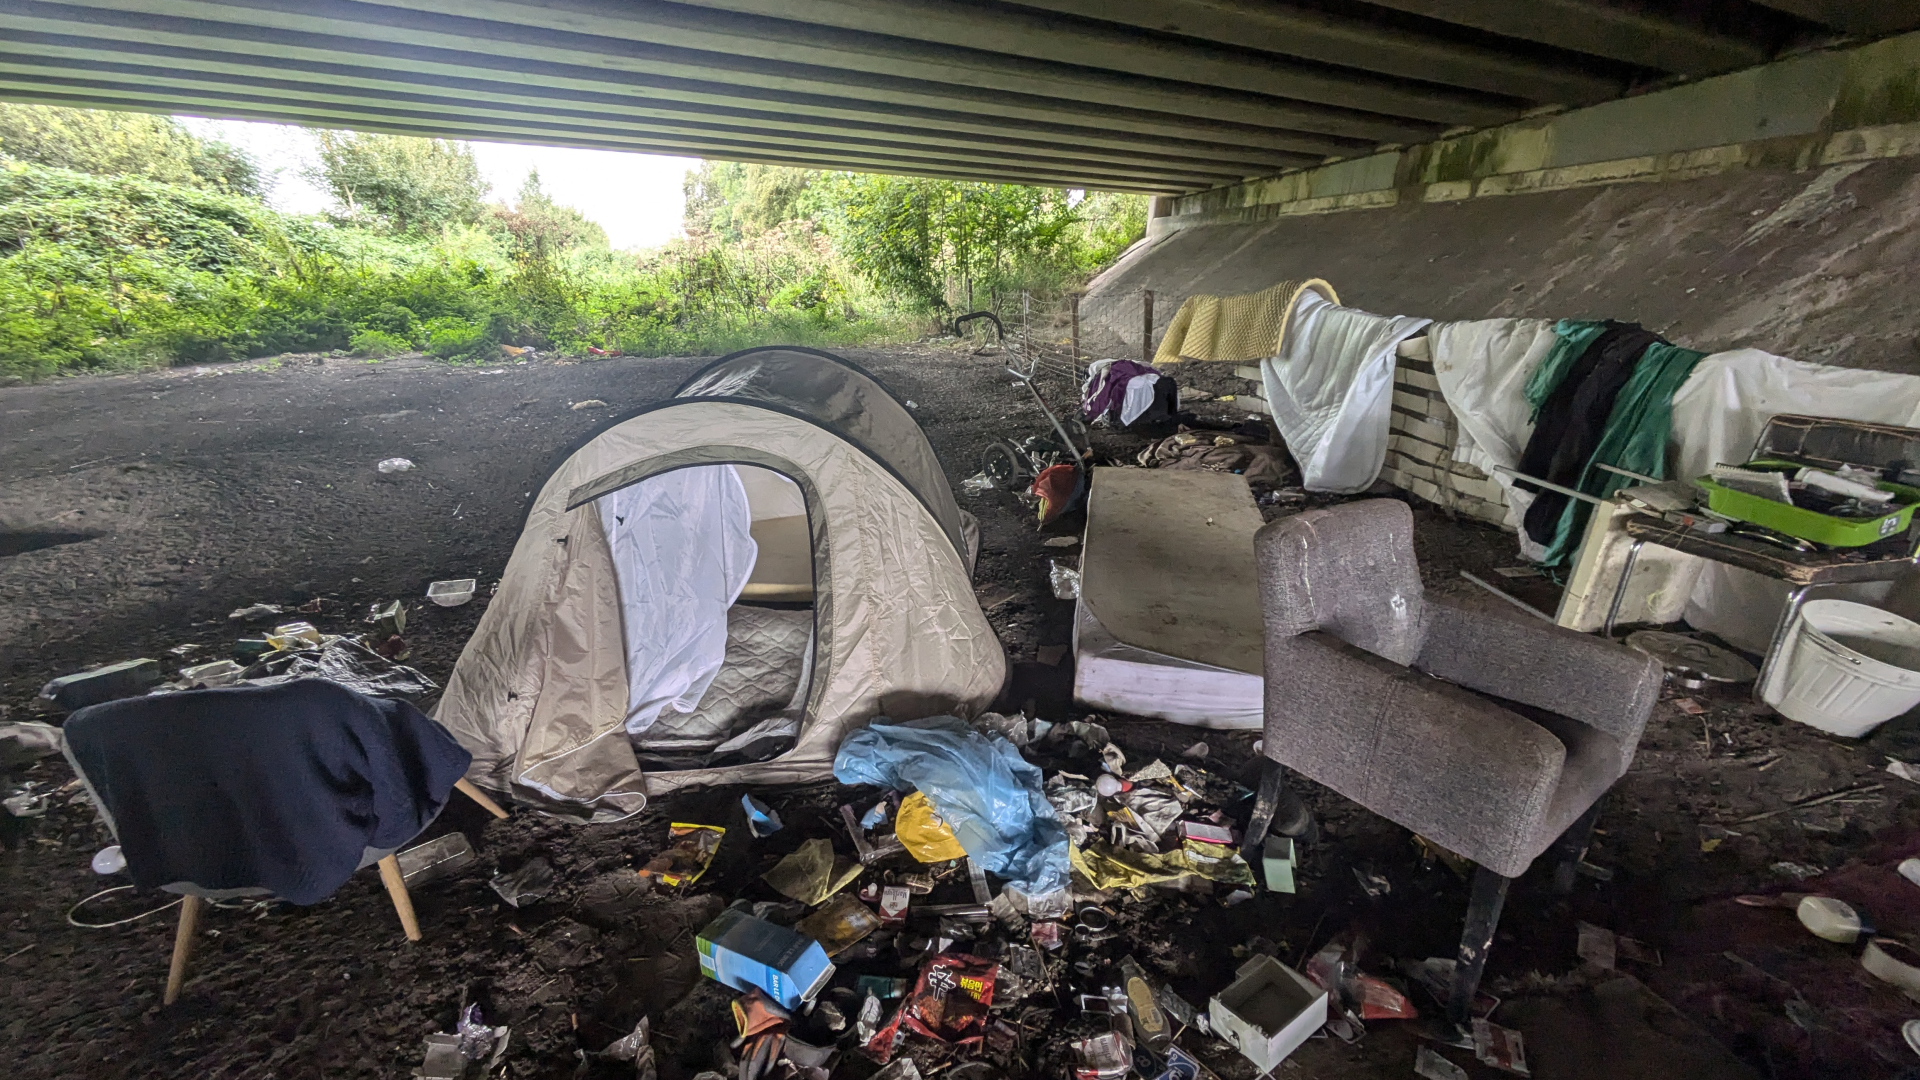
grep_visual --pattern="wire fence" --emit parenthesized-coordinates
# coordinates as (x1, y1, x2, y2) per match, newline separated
(969, 287, 1159, 400)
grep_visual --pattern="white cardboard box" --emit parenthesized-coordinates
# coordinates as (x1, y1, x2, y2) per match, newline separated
(1208, 955, 1328, 1072)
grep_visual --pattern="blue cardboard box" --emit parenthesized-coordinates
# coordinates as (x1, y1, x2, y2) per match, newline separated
(696, 907, 835, 1010)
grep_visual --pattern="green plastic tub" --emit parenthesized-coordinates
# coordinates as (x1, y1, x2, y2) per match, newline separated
(1696, 459, 1920, 547)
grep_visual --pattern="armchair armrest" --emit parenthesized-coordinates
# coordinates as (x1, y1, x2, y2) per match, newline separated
(1265, 631, 1567, 877)
(1415, 600, 1661, 775)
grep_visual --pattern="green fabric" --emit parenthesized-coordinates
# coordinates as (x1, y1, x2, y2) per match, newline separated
(1538, 342, 1708, 566)
(1523, 320, 1611, 422)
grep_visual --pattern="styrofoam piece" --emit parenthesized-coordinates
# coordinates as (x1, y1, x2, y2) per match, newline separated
(1765, 600, 1920, 738)
(1208, 954, 1327, 1072)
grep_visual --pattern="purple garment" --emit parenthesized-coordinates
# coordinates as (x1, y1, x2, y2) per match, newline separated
(1083, 359, 1159, 421)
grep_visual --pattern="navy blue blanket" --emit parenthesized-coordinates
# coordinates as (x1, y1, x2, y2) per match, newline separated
(63, 679, 471, 905)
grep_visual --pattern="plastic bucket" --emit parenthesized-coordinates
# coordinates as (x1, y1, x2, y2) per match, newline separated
(1764, 599, 1920, 737)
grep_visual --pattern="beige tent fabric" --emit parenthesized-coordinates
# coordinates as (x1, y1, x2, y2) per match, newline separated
(435, 402, 1006, 820)
(1152, 278, 1338, 365)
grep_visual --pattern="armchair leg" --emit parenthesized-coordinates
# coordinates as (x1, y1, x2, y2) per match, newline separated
(164, 895, 203, 1006)
(1551, 797, 1606, 896)
(1448, 866, 1511, 1028)
(1240, 760, 1316, 864)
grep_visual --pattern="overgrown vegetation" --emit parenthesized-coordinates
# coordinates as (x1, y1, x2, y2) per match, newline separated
(0, 105, 1147, 378)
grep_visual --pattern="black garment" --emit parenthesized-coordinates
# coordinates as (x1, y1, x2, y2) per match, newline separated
(63, 679, 471, 904)
(1137, 375, 1180, 426)
(1515, 323, 1667, 544)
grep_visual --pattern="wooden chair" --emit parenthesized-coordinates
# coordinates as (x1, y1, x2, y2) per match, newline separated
(161, 778, 506, 1004)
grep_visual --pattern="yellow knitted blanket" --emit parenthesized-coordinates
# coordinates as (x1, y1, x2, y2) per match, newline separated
(1152, 278, 1338, 364)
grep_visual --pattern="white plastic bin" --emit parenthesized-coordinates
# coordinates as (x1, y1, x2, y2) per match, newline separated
(1764, 599, 1920, 737)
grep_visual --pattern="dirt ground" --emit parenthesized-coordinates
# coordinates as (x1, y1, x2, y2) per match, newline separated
(5, 347, 1920, 1080)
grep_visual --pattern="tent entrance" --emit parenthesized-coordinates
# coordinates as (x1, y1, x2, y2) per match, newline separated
(597, 463, 818, 773)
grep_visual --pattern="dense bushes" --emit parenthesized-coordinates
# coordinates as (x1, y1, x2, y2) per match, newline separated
(0, 111, 1149, 378)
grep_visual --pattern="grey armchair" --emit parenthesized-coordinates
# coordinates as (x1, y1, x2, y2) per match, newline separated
(1252, 499, 1662, 1025)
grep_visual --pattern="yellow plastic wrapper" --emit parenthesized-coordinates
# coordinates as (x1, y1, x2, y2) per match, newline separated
(642, 823, 725, 887)
(1070, 840, 1256, 890)
(895, 791, 968, 863)
(763, 837, 863, 905)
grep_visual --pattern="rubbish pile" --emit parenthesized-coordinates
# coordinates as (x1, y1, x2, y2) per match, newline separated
(34, 597, 446, 714)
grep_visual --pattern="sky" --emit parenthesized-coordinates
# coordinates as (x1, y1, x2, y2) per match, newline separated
(175, 117, 700, 250)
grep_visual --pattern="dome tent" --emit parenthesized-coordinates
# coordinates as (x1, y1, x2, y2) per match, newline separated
(437, 347, 1006, 820)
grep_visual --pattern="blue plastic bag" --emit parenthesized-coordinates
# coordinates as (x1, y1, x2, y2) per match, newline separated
(834, 717, 1069, 896)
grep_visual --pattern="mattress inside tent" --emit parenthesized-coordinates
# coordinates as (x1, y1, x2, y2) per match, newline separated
(1072, 467, 1266, 729)
(629, 464, 819, 769)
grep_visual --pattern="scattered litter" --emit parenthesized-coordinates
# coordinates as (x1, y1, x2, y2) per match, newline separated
(1472, 1018, 1530, 1075)
(0, 721, 62, 769)
(243, 637, 440, 702)
(1864, 938, 1920, 1003)
(1183, 741, 1209, 759)
(415, 1004, 509, 1078)
(1043, 535, 1080, 548)
(489, 857, 555, 908)
(587, 346, 623, 357)
(228, 603, 285, 621)
(571, 399, 608, 410)
(90, 845, 126, 875)
(3, 785, 48, 818)
(1798, 895, 1867, 943)
(38, 659, 162, 712)
(696, 905, 834, 1009)
(904, 400, 918, 409)
(641, 823, 725, 888)
(794, 893, 880, 957)
(1220, 888, 1253, 907)
(763, 837, 861, 905)
(1415, 1046, 1471, 1080)
(426, 578, 477, 607)
(1208, 954, 1327, 1072)
(742, 794, 784, 838)
(1901, 858, 1920, 887)
(865, 953, 999, 1062)
(960, 471, 997, 495)
(1576, 921, 1617, 969)
(1353, 865, 1392, 898)
(396, 833, 478, 888)
(1049, 560, 1081, 600)
(365, 600, 407, 637)
(835, 717, 1070, 895)
(179, 659, 244, 688)
(1889, 759, 1920, 784)
(1262, 835, 1296, 893)
(601, 1015, 656, 1079)
(1674, 697, 1707, 716)
(1772, 861, 1826, 881)
(376, 457, 415, 474)
(1071, 1030, 1131, 1080)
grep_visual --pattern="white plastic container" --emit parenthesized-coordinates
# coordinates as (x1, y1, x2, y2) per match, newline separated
(426, 579, 477, 607)
(1208, 954, 1327, 1072)
(1764, 599, 1920, 738)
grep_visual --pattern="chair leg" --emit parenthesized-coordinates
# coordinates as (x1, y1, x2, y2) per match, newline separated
(1448, 866, 1511, 1028)
(164, 895, 203, 1005)
(454, 778, 510, 820)
(1552, 797, 1607, 896)
(377, 854, 422, 942)
(1239, 760, 1316, 864)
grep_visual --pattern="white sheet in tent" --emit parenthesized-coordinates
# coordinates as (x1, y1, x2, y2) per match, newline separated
(597, 464, 757, 735)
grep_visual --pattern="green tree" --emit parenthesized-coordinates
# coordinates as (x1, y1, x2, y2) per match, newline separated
(308, 131, 485, 234)
(684, 161, 821, 241)
(486, 169, 607, 255)
(0, 104, 260, 195)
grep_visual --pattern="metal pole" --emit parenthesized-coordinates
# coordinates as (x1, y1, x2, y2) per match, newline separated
(1459, 571, 1553, 622)
(1142, 289, 1154, 363)
(1069, 293, 1082, 365)
(1491, 465, 1608, 506)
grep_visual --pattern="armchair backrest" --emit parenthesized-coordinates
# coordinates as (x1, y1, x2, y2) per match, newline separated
(1253, 499, 1428, 666)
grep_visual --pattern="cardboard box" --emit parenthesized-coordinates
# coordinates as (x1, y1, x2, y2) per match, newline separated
(1208, 955, 1326, 1072)
(696, 907, 835, 1010)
